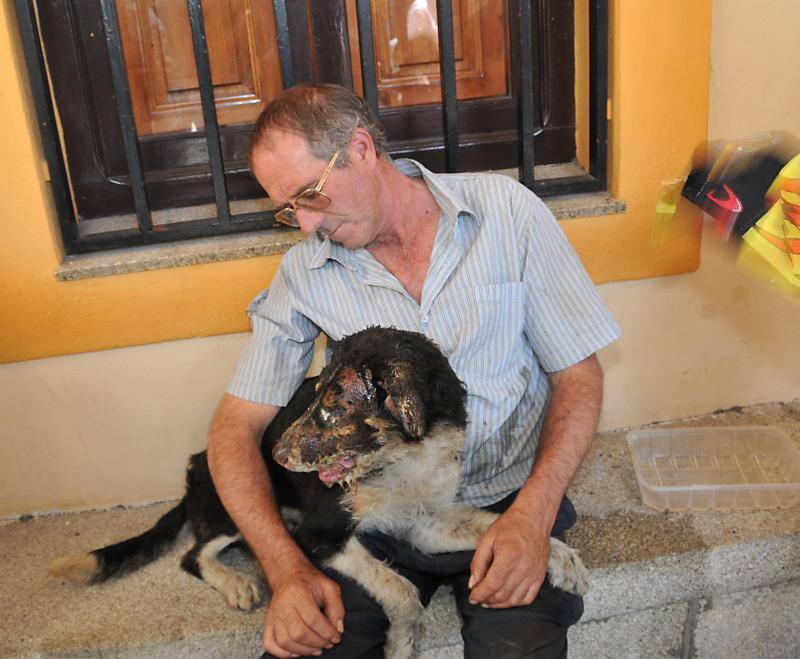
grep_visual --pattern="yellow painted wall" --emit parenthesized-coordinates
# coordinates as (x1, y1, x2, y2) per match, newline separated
(0, 1, 710, 365)
(566, 0, 710, 283)
(574, 0, 589, 170)
(0, 3, 281, 365)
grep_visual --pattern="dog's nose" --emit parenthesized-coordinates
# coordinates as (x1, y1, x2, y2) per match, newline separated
(272, 442, 291, 467)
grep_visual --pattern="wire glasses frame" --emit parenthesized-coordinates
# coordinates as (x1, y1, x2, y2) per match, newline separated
(274, 151, 341, 227)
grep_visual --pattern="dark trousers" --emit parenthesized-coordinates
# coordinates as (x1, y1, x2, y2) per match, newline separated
(261, 494, 583, 659)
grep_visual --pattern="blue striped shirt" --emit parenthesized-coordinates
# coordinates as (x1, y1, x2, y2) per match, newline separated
(228, 159, 621, 506)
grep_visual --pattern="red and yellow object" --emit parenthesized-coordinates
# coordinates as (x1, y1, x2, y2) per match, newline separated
(741, 154, 800, 289)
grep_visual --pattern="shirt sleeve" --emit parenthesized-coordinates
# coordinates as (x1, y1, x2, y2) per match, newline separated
(226, 263, 320, 406)
(517, 185, 622, 373)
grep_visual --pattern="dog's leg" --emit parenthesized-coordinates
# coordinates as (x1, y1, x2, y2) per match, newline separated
(546, 537, 589, 596)
(405, 508, 589, 596)
(181, 534, 262, 610)
(404, 507, 499, 553)
(326, 536, 424, 659)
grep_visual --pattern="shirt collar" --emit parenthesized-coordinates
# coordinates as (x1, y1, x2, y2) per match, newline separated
(307, 158, 479, 270)
(396, 158, 479, 228)
(308, 233, 356, 270)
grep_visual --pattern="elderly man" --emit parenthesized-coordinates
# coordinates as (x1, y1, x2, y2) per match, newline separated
(208, 83, 620, 658)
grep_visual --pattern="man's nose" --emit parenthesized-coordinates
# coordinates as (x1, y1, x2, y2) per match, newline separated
(295, 208, 324, 234)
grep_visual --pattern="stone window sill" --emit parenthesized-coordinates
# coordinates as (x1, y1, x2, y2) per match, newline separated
(56, 191, 626, 282)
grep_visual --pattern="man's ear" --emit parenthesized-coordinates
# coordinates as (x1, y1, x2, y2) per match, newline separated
(382, 361, 426, 440)
(349, 127, 376, 164)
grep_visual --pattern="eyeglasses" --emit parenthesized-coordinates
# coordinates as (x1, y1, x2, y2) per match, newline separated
(274, 151, 340, 228)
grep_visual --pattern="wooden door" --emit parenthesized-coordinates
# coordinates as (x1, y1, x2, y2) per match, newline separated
(346, 0, 508, 108)
(115, 0, 283, 136)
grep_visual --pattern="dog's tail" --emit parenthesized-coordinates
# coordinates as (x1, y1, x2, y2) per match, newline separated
(48, 499, 187, 585)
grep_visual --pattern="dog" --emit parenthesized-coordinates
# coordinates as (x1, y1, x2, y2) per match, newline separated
(49, 327, 588, 658)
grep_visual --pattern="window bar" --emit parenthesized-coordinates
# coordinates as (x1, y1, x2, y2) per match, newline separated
(99, 0, 153, 234)
(14, 0, 78, 252)
(272, 0, 294, 89)
(589, 0, 609, 187)
(518, 0, 535, 189)
(354, 0, 379, 121)
(187, 0, 231, 225)
(435, 0, 460, 172)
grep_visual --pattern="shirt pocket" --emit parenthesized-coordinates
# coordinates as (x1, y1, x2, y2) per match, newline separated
(447, 282, 524, 377)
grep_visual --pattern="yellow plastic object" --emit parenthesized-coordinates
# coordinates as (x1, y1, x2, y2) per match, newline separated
(741, 153, 800, 288)
(626, 426, 800, 511)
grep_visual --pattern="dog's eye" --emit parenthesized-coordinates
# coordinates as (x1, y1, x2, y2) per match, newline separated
(317, 406, 343, 425)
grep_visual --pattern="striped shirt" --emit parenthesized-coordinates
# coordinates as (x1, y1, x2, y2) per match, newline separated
(228, 159, 621, 506)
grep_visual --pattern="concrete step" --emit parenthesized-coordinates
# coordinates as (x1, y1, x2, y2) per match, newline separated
(2, 399, 799, 658)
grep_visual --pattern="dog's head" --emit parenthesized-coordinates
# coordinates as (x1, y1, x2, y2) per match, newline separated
(272, 327, 466, 487)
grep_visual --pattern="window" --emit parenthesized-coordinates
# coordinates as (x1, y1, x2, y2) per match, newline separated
(16, 0, 608, 255)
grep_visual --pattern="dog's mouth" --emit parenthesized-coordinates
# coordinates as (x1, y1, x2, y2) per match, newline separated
(274, 421, 391, 488)
(317, 455, 357, 487)
(273, 432, 360, 485)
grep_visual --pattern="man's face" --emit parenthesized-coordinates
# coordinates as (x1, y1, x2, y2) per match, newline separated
(251, 130, 380, 250)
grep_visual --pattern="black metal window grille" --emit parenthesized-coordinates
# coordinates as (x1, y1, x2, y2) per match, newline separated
(15, 0, 609, 256)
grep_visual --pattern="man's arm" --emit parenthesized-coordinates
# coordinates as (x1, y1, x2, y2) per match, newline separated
(468, 354, 603, 607)
(207, 393, 344, 657)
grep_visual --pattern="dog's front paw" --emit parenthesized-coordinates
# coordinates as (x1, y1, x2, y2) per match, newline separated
(547, 537, 589, 596)
(212, 569, 262, 610)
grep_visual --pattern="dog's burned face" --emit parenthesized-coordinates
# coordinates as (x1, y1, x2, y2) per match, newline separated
(272, 361, 424, 487)
(272, 327, 467, 488)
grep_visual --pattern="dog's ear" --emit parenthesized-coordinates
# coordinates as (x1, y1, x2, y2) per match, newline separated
(382, 361, 426, 440)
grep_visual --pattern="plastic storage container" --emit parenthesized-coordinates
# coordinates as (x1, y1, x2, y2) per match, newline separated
(626, 426, 800, 511)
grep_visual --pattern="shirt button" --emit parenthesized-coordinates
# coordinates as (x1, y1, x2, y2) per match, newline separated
(421, 315, 429, 324)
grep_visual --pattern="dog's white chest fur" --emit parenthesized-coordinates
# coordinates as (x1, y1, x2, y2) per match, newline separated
(343, 423, 467, 544)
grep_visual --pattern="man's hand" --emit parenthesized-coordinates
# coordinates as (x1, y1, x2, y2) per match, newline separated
(468, 506, 551, 608)
(263, 559, 345, 658)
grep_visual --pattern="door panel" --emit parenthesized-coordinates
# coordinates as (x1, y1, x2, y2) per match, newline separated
(370, 0, 508, 107)
(116, 0, 283, 135)
(347, 0, 508, 108)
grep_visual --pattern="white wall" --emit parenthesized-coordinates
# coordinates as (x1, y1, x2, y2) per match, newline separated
(0, 335, 247, 515)
(598, 231, 799, 429)
(708, 0, 800, 141)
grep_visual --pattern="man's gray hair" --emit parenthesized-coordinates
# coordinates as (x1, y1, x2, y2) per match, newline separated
(248, 84, 387, 167)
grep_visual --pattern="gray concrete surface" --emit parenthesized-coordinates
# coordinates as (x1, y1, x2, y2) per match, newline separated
(580, 533, 800, 622)
(2, 398, 798, 658)
(569, 602, 688, 659)
(693, 579, 800, 659)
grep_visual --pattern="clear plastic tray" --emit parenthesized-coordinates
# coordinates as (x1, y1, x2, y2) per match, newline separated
(626, 426, 800, 511)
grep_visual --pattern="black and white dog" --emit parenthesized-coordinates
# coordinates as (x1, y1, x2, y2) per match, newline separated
(49, 327, 588, 657)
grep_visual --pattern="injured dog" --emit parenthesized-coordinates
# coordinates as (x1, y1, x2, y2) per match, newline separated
(49, 327, 588, 658)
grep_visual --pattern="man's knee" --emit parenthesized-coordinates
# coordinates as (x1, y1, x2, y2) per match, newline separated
(455, 577, 583, 659)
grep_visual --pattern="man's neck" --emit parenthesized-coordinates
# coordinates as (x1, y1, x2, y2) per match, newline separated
(367, 159, 440, 253)
(361, 159, 441, 304)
